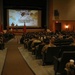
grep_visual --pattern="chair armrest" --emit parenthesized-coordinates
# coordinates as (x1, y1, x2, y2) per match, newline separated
(42, 52, 46, 60)
(53, 56, 61, 62)
(53, 56, 59, 61)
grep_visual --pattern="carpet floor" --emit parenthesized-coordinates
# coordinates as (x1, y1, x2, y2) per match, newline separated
(1, 36, 35, 75)
(18, 45, 55, 75)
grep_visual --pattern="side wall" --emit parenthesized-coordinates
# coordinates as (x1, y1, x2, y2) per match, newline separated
(48, 0, 75, 32)
(0, 0, 3, 25)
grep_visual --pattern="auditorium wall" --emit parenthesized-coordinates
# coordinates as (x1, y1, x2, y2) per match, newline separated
(0, 0, 3, 25)
(48, 0, 75, 32)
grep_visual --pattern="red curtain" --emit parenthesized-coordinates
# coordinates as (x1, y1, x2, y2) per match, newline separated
(0, 25, 3, 33)
(23, 22, 26, 33)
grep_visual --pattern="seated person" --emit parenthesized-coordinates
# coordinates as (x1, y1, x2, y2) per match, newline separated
(61, 59, 75, 75)
(31, 36, 41, 50)
(41, 38, 56, 54)
(20, 35, 24, 44)
(70, 37, 75, 46)
(0, 36, 5, 49)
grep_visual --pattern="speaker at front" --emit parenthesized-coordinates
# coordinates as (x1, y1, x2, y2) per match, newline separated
(54, 10, 59, 19)
(54, 10, 59, 16)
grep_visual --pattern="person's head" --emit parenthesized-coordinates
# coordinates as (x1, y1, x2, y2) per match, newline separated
(72, 37, 75, 42)
(70, 59, 74, 65)
(44, 39, 50, 44)
(50, 37, 55, 44)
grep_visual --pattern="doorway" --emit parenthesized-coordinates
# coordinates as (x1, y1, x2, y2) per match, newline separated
(55, 22, 61, 32)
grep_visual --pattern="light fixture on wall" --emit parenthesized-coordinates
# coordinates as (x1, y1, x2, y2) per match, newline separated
(65, 24, 69, 31)
(65, 25, 69, 29)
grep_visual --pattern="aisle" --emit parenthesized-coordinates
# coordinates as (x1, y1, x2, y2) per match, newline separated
(1, 36, 35, 75)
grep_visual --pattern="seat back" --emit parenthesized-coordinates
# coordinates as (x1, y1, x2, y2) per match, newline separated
(35, 44, 45, 59)
(54, 39, 73, 46)
(33, 42, 41, 48)
(43, 47, 61, 64)
(27, 40, 33, 51)
(58, 51, 75, 73)
(59, 46, 75, 57)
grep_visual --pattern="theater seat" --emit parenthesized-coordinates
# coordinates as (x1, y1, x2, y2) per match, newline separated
(35, 44, 45, 59)
(42, 47, 61, 66)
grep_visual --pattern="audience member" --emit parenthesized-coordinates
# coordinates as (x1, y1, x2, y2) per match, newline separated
(70, 37, 75, 46)
(41, 38, 56, 54)
(61, 60, 75, 75)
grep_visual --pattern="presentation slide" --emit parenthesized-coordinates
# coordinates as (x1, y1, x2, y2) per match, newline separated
(7, 9, 41, 27)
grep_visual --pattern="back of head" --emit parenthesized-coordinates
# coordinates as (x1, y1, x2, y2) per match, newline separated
(44, 38, 50, 44)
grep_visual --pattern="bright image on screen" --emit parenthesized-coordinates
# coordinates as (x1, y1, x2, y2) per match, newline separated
(8, 9, 41, 27)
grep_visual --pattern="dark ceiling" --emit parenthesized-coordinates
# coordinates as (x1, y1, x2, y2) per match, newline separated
(3, 0, 47, 9)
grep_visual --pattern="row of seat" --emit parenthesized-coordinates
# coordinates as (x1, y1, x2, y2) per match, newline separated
(54, 38, 73, 46)
(34, 46, 75, 75)
(0, 33, 15, 50)
(34, 45, 75, 64)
